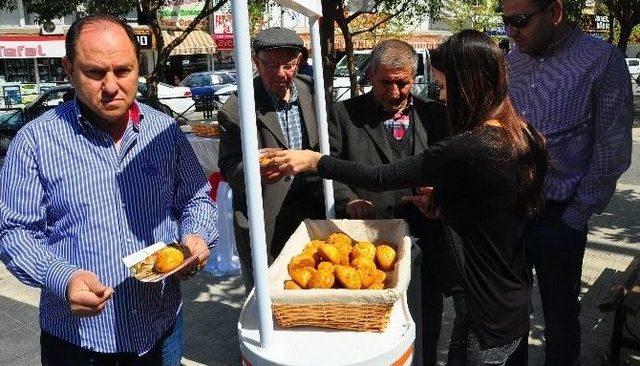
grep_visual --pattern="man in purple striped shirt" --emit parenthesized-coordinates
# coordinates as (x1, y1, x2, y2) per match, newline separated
(504, 0, 633, 364)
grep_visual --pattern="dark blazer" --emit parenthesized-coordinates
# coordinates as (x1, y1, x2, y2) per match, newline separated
(329, 92, 449, 238)
(218, 75, 325, 268)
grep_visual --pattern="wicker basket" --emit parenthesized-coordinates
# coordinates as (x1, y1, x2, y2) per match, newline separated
(269, 219, 412, 332)
(189, 121, 220, 137)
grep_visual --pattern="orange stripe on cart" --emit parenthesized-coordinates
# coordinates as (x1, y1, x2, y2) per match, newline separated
(391, 344, 414, 366)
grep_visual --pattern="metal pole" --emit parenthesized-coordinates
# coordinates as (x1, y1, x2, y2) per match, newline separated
(230, 0, 274, 350)
(309, 16, 335, 219)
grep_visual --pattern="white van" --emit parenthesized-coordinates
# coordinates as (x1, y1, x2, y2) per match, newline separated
(627, 58, 640, 77)
(332, 49, 435, 102)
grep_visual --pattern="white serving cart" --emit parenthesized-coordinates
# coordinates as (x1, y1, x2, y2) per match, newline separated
(230, 1, 416, 364)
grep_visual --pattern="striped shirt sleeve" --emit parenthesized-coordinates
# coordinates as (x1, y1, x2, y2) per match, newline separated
(0, 130, 79, 299)
(562, 48, 633, 230)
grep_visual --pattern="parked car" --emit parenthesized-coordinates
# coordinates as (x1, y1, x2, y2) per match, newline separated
(180, 71, 237, 110)
(138, 77, 195, 116)
(627, 58, 640, 77)
(0, 83, 188, 157)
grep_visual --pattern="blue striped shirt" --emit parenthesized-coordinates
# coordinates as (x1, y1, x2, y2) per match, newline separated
(507, 28, 633, 230)
(0, 99, 218, 354)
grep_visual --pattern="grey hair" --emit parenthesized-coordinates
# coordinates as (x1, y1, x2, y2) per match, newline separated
(368, 39, 418, 76)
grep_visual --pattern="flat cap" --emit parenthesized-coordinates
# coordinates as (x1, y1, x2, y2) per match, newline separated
(253, 27, 304, 53)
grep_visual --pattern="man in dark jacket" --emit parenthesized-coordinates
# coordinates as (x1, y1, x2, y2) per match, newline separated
(329, 39, 449, 366)
(217, 27, 324, 292)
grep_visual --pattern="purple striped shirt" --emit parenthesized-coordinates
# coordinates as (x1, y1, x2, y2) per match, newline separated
(507, 28, 633, 230)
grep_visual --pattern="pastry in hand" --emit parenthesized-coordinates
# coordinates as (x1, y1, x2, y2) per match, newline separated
(153, 246, 185, 273)
(351, 241, 376, 261)
(375, 244, 397, 271)
(308, 270, 335, 289)
(335, 266, 362, 289)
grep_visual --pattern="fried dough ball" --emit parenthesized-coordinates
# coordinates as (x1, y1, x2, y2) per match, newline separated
(326, 232, 353, 247)
(284, 280, 302, 290)
(335, 266, 362, 289)
(317, 261, 336, 273)
(308, 270, 335, 289)
(357, 269, 377, 288)
(319, 243, 341, 264)
(288, 254, 315, 275)
(302, 246, 322, 263)
(259, 155, 273, 167)
(368, 282, 385, 290)
(351, 257, 377, 272)
(336, 242, 353, 255)
(350, 241, 376, 261)
(373, 269, 387, 284)
(153, 246, 185, 273)
(306, 240, 325, 250)
(375, 244, 397, 271)
(290, 267, 316, 289)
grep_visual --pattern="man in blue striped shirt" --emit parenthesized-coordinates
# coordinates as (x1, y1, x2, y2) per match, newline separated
(0, 15, 218, 365)
(504, 0, 633, 364)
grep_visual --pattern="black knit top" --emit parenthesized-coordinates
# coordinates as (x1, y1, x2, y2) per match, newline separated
(317, 124, 546, 348)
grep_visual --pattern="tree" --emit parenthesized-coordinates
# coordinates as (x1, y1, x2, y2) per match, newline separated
(601, 0, 640, 53)
(444, 0, 501, 33)
(0, 0, 229, 106)
(320, 0, 442, 101)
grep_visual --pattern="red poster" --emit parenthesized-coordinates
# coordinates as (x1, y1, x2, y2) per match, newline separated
(212, 13, 233, 50)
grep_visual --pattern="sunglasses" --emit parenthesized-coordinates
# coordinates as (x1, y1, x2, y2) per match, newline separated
(502, 0, 554, 28)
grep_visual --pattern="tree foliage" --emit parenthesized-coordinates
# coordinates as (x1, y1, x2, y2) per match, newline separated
(321, 0, 442, 101)
(444, 0, 501, 33)
(601, 0, 640, 53)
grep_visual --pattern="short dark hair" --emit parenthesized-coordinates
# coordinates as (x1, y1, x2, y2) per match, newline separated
(65, 14, 140, 64)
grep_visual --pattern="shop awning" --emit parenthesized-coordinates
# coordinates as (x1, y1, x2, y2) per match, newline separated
(161, 30, 216, 55)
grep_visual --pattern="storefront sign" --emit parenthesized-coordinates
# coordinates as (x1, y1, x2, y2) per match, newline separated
(157, 0, 207, 30)
(136, 34, 152, 48)
(0, 38, 66, 59)
(582, 14, 611, 36)
(20, 83, 38, 104)
(212, 12, 233, 50)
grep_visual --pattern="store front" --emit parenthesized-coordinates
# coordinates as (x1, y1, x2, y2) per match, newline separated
(0, 35, 66, 83)
(0, 34, 67, 106)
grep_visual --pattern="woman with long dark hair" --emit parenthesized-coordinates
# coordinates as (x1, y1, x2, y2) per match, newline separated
(272, 30, 547, 365)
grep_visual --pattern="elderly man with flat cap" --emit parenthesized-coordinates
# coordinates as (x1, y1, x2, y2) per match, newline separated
(218, 27, 325, 291)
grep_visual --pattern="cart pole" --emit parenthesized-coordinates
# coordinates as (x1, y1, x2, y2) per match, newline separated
(230, 0, 274, 350)
(309, 16, 335, 219)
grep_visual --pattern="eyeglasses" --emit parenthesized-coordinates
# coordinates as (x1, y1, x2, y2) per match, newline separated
(502, 1, 554, 28)
(256, 56, 299, 72)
